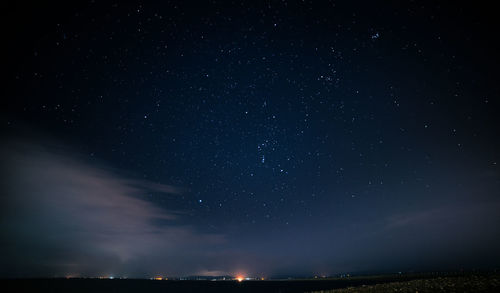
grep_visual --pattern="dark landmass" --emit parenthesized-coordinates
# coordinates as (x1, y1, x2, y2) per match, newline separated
(2, 273, 499, 293)
(310, 274, 500, 292)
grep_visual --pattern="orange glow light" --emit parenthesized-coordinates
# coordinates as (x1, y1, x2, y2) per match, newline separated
(236, 276, 244, 282)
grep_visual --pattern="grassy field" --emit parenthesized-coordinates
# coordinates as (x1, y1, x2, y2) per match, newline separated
(309, 275, 500, 293)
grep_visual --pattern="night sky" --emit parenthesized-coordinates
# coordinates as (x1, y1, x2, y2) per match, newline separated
(1, 1, 500, 279)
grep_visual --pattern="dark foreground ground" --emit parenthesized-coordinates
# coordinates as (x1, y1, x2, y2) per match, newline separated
(310, 275, 500, 292)
(2, 273, 499, 293)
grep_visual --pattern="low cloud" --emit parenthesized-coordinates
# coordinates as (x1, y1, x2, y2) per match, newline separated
(0, 139, 225, 278)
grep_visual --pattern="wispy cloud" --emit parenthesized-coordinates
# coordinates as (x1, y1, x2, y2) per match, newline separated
(384, 200, 500, 231)
(0, 139, 225, 277)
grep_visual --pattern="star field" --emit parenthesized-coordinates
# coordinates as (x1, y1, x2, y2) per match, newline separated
(1, 1, 500, 278)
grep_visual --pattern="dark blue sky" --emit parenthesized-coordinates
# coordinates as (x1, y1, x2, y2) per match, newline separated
(1, 1, 500, 278)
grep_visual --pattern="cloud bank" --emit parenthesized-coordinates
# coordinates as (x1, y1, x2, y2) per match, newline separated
(0, 139, 225, 278)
